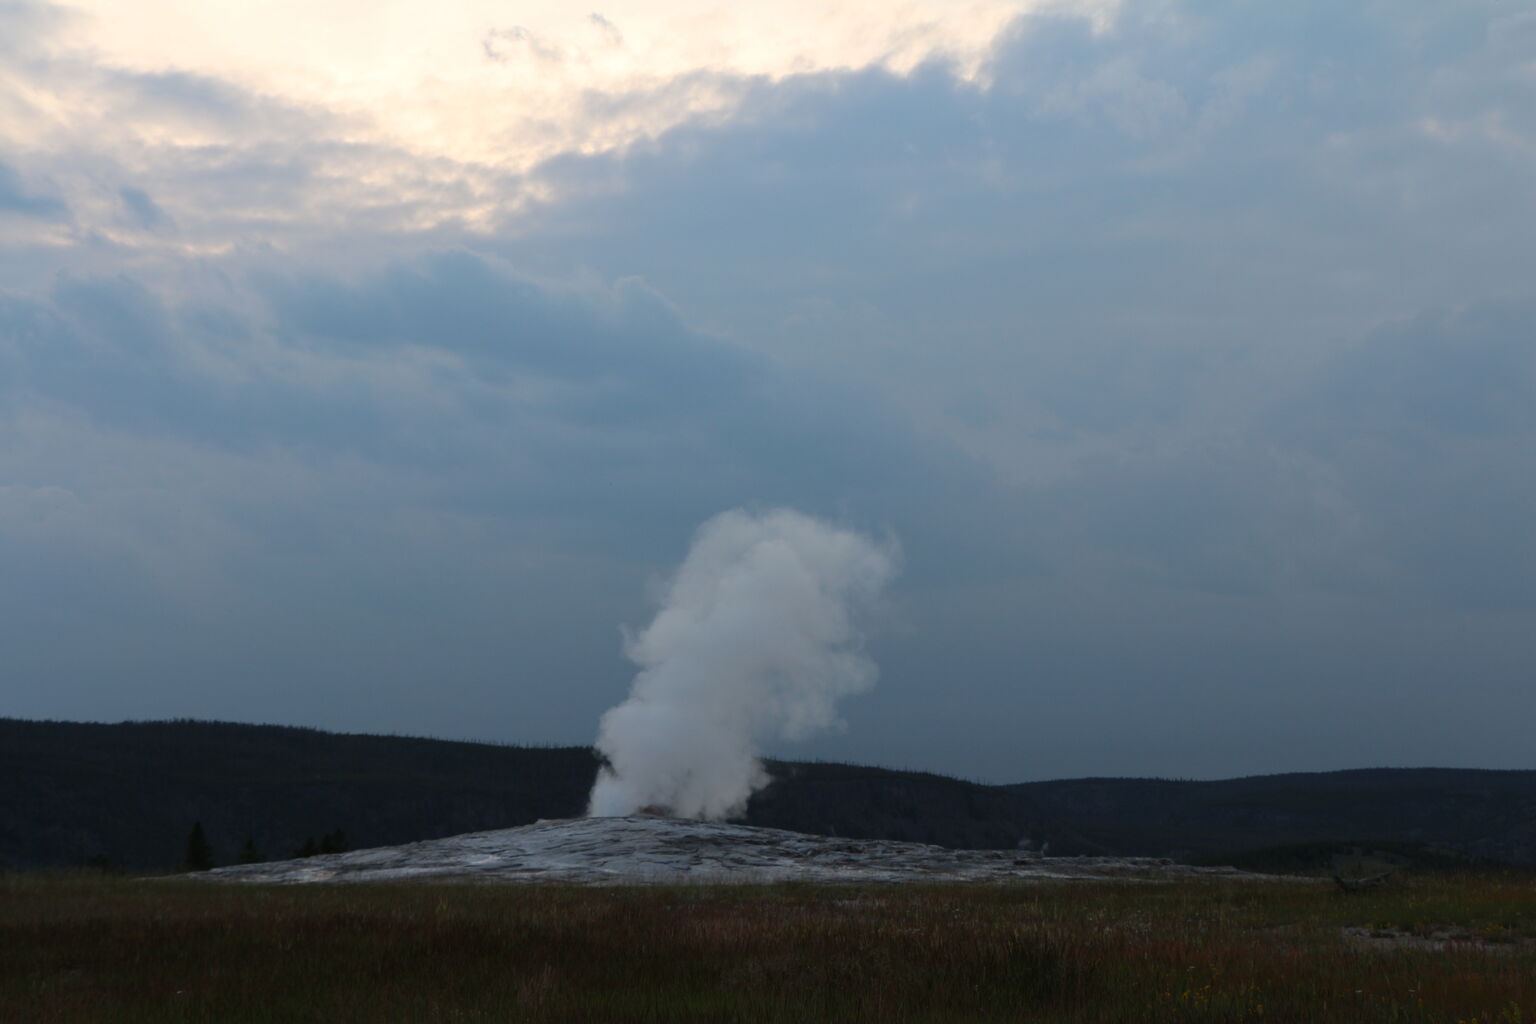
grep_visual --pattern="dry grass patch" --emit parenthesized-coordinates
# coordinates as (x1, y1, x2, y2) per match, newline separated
(1, 871, 1533, 1022)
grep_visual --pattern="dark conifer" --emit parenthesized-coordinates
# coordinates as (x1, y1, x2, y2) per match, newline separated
(237, 837, 267, 864)
(86, 854, 123, 875)
(184, 822, 214, 872)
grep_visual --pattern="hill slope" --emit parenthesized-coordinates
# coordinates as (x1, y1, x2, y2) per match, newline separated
(0, 719, 597, 870)
(1009, 771, 1536, 867)
(2, 718, 1533, 870)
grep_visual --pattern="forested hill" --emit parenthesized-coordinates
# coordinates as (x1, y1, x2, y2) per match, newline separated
(1007, 771, 1536, 869)
(3, 718, 1533, 871)
(0, 718, 598, 871)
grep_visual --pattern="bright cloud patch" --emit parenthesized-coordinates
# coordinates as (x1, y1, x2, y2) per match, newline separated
(54, 0, 1062, 168)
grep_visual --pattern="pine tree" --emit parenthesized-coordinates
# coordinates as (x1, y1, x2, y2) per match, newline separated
(319, 828, 349, 855)
(295, 836, 319, 858)
(184, 822, 214, 872)
(237, 837, 267, 864)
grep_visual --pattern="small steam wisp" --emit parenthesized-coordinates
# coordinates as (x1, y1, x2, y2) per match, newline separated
(587, 508, 898, 819)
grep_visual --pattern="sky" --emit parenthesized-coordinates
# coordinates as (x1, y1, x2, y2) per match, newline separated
(2, 0, 1533, 782)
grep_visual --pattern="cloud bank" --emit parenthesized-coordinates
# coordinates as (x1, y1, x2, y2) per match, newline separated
(1, 0, 1533, 779)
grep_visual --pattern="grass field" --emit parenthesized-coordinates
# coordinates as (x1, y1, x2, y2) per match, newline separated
(4, 871, 1534, 1022)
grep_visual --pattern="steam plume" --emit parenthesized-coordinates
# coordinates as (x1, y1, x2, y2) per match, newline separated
(587, 508, 898, 819)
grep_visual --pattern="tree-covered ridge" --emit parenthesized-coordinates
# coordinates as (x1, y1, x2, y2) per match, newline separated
(2, 718, 1533, 871)
(0, 718, 598, 871)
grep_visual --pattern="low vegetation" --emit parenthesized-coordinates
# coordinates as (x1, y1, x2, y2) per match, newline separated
(4, 871, 1534, 1022)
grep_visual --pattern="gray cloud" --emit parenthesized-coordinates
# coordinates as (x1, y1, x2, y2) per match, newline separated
(3, 0, 1534, 779)
(478, 1, 1536, 776)
(487, 1, 1536, 605)
(0, 1, 66, 58)
(0, 163, 66, 219)
(2, 248, 1004, 567)
(118, 186, 170, 230)
(1290, 303, 1536, 444)
(0, 246, 1012, 748)
(1270, 302, 1536, 608)
(504, 1, 1533, 372)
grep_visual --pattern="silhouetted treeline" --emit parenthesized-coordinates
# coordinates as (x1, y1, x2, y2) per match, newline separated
(0, 718, 597, 871)
(1000, 770, 1536, 867)
(2, 718, 1533, 871)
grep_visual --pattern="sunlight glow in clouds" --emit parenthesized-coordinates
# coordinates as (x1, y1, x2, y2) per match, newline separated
(1, 0, 1124, 249)
(59, 0, 1098, 169)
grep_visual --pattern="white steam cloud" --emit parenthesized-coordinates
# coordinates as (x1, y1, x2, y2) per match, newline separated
(587, 508, 899, 820)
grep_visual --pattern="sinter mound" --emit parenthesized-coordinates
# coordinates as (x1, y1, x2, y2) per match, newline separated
(197, 815, 1264, 885)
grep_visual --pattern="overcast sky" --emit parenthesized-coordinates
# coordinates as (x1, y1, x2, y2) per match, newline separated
(2, 0, 1533, 781)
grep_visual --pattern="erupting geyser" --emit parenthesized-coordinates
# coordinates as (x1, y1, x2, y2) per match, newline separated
(587, 508, 899, 820)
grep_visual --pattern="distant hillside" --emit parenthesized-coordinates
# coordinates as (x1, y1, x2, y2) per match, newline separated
(747, 760, 1102, 855)
(2, 718, 1533, 871)
(0, 719, 597, 871)
(1007, 770, 1536, 867)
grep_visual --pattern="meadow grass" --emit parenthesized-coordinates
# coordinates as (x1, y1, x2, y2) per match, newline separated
(2, 871, 1534, 1022)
